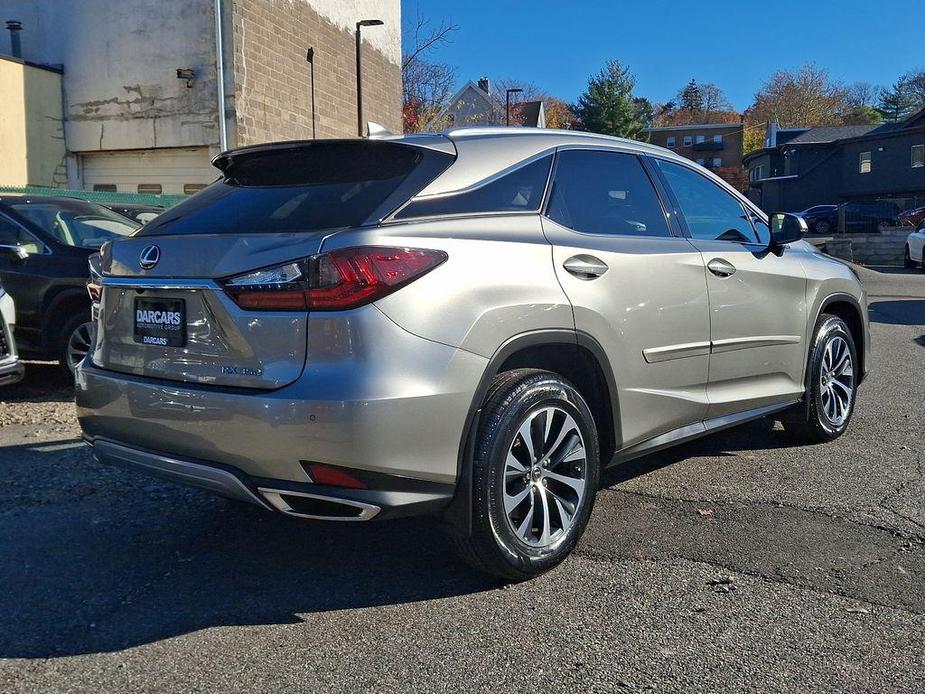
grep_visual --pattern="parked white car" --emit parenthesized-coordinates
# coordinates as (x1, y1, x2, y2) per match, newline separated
(0, 284, 25, 386)
(905, 222, 925, 269)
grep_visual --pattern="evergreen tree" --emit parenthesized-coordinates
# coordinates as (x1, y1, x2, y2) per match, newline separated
(575, 60, 644, 138)
(679, 79, 704, 112)
(878, 79, 917, 122)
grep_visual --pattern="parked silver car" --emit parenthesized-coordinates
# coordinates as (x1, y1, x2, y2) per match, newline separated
(75, 129, 869, 580)
(0, 284, 24, 386)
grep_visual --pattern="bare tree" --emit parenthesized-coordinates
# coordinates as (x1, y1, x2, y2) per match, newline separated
(402, 13, 459, 132)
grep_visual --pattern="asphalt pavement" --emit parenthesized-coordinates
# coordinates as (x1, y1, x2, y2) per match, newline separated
(0, 266, 923, 693)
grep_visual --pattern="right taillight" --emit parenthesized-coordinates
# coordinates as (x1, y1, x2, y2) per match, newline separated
(221, 246, 447, 312)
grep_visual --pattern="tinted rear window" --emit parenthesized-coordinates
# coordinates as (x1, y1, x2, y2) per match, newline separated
(138, 141, 441, 236)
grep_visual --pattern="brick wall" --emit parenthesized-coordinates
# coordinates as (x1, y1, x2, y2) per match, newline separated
(229, 0, 401, 145)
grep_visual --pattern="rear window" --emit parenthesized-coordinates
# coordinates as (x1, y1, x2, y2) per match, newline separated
(137, 141, 450, 236)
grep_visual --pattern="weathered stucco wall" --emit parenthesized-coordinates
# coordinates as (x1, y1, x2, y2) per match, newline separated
(0, 57, 65, 187)
(230, 0, 402, 143)
(4, 0, 220, 153)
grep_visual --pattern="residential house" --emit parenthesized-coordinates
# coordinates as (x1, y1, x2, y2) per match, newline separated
(0, 0, 401, 193)
(643, 122, 746, 190)
(744, 110, 925, 213)
(436, 78, 546, 129)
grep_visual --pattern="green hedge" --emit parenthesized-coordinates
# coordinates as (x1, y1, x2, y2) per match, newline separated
(0, 185, 187, 208)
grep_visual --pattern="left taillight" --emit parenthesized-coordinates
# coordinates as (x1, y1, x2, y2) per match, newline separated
(221, 246, 447, 312)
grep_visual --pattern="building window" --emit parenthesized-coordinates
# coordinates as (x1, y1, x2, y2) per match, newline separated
(713, 134, 723, 144)
(666, 136, 676, 148)
(912, 144, 924, 168)
(695, 135, 705, 144)
(683, 136, 692, 146)
(138, 184, 163, 195)
(184, 184, 207, 195)
(712, 158, 722, 168)
(93, 184, 117, 192)
(859, 151, 871, 174)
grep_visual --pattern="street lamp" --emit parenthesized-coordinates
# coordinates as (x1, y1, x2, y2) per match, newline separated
(505, 88, 523, 126)
(306, 46, 316, 139)
(355, 19, 384, 137)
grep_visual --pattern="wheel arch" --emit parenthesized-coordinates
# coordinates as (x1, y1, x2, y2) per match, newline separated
(443, 329, 620, 534)
(41, 288, 90, 352)
(815, 293, 867, 385)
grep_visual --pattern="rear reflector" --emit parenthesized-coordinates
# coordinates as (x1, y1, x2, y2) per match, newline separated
(305, 463, 368, 489)
(222, 246, 446, 312)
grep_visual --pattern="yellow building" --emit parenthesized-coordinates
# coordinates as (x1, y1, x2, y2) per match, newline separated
(0, 54, 65, 188)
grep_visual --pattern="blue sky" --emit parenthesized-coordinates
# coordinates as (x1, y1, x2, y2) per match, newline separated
(400, 0, 924, 109)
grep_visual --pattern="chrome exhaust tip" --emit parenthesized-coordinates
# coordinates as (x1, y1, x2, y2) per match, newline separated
(258, 488, 380, 521)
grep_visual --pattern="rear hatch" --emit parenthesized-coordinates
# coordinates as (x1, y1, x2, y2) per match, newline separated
(92, 138, 455, 389)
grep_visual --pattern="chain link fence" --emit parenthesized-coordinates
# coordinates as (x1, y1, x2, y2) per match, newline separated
(0, 185, 186, 208)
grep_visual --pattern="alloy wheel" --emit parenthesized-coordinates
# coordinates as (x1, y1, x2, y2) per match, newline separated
(815, 220, 831, 234)
(502, 406, 587, 548)
(67, 322, 94, 373)
(819, 335, 854, 427)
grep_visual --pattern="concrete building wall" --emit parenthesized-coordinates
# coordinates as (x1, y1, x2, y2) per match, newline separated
(4, 0, 220, 154)
(229, 0, 402, 144)
(0, 57, 65, 187)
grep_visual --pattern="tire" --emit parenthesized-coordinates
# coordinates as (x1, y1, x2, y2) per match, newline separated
(905, 245, 915, 269)
(781, 314, 858, 443)
(57, 312, 93, 377)
(814, 220, 831, 235)
(451, 369, 600, 582)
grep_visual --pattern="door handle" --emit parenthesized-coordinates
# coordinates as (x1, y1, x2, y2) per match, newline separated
(707, 258, 736, 278)
(563, 254, 608, 280)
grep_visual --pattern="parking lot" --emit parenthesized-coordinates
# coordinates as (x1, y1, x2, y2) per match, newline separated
(0, 266, 922, 693)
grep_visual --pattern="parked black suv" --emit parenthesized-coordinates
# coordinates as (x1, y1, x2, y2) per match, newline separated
(802, 201, 900, 234)
(0, 195, 139, 373)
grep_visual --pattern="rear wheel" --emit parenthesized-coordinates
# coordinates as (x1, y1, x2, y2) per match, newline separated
(814, 219, 831, 235)
(451, 369, 600, 582)
(58, 312, 93, 377)
(781, 314, 857, 443)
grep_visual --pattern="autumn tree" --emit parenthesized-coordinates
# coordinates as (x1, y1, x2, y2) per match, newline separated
(401, 13, 459, 132)
(745, 64, 850, 128)
(657, 79, 738, 126)
(493, 79, 578, 129)
(574, 60, 644, 139)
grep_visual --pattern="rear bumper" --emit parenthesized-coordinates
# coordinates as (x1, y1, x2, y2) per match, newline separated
(88, 437, 454, 520)
(76, 304, 487, 515)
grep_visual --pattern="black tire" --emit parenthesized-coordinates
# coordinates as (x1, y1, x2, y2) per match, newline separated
(451, 369, 600, 582)
(814, 220, 831, 235)
(57, 311, 93, 377)
(781, 314, 858, 443)
(905, 245, 915, 269)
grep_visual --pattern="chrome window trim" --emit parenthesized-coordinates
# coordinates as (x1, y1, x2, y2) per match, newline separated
(101, 277, 220, 290)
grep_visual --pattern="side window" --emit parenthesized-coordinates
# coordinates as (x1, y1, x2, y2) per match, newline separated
(395, 155, 552, 220)
(655, 159, 759, 244)
(0, 214, 43, 255)
(749, 212, 771, 245)
(546, 150, 671, 237)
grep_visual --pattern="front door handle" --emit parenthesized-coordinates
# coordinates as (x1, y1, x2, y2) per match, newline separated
(563, 254, 608, 280)
(707, 258, 736, 278)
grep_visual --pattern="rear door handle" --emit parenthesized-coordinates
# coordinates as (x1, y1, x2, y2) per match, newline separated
(707, 258, 736, 278)
(563, 254, 608, 280)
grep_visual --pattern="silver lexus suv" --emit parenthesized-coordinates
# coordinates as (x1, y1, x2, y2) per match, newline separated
(76, 129, 869, 580)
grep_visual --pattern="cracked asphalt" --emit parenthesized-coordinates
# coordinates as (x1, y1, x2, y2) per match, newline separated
(1, 266, 923, 693)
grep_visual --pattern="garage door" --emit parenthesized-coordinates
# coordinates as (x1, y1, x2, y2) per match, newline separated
(80, 147, 218, 196)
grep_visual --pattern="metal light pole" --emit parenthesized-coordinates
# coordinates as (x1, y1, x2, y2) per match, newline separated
(306, 47, 316, 139)
(355, 19, 384, 137)
(505, 88, 523, 126)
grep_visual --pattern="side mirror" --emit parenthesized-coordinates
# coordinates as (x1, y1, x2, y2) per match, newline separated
(768, 212, 807, 247)
(0, 243, 29, 260)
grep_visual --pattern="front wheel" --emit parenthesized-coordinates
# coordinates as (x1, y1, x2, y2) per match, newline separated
(905, 245, 915, 268)
(814, 219, 831, 235)
(781, 314, 857, 443)
(451, 369, 600, 581)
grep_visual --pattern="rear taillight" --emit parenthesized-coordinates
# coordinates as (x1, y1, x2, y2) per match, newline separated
(222, 246, 447, 311)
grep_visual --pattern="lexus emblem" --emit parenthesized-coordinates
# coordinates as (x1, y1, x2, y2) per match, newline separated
(139, 245, 160, 270)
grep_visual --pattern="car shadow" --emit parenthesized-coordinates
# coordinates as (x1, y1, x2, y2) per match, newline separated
(2, 360, 74, 402)
(868, 299, 925, 328)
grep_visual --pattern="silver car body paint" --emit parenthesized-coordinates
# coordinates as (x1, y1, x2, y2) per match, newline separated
(75, 127, 870, 518)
